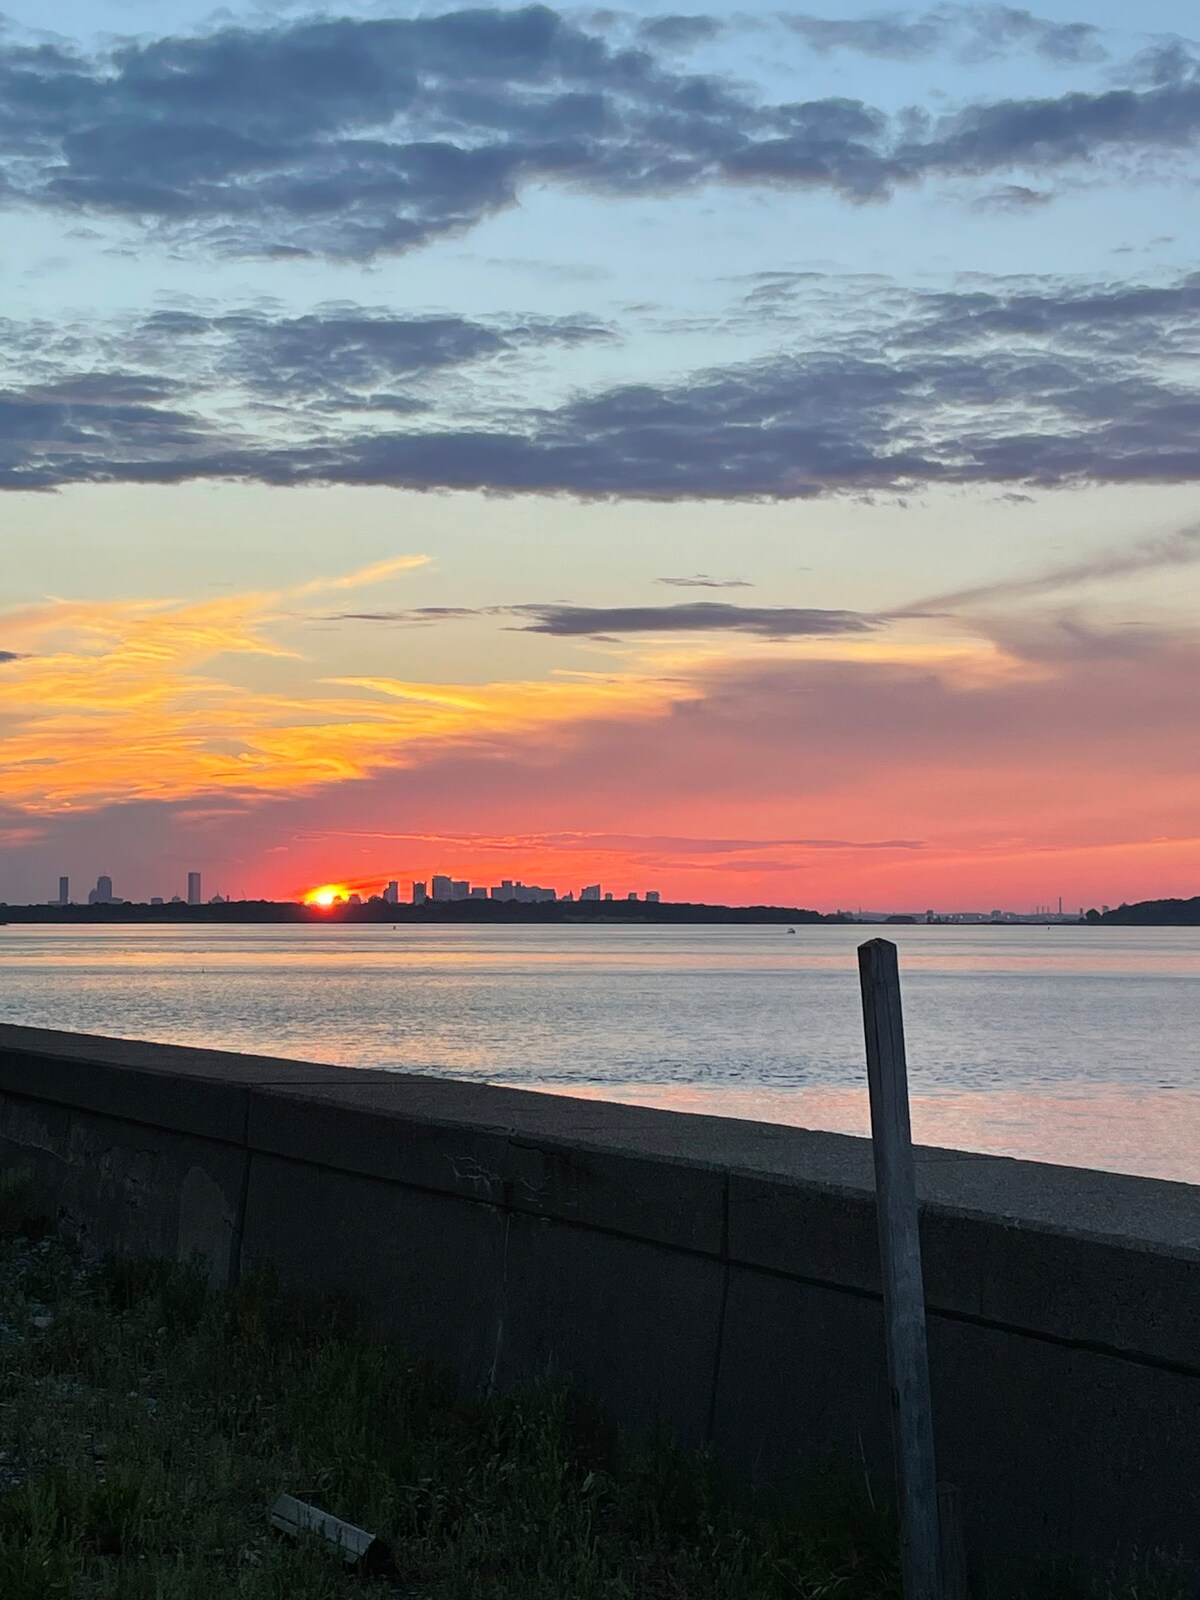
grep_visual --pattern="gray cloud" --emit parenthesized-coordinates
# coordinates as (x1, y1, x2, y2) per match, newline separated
(130, 305, 607, 405)
(783, 6, 1108, 65)
(0, 8, 766, 258)
(0, 7, 1193, 260)
(0, 382, 219, 489)
(905, 79, 1200, 185)
(320, 527, 1200, 648)
(974, 610, 1188, 664)
(327, 607, 481, 624)
(0, 302, 609, 487)
(0, 651, 26, 663)
(656, 574, 753, 588)
(971, 182, 1055, 212)
(636, 14, 723, 50)
(326, 602, 872, 636)
(509, 602, 875, 636)
(899, 525, 1200, 613)
(5, 273, 1200, 496)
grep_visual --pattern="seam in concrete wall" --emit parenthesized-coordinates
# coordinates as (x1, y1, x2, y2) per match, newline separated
(705, 1174, 731, 1449)
(0, 1085, 249, 1152)
(0, 1076, 354, 1139)
(921, 1300, 1200, 1380)
(228, 1097, 254, 1290)
(487, 1208, 513, 1400)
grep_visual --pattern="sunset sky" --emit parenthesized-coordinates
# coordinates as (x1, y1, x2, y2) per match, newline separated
(3, 0, 1199, 910)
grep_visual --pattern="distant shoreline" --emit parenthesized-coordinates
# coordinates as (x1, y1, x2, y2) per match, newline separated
(3, 897, 1194, 926)
(0, 900, 1120, 926)
(0, 900, 835, 926)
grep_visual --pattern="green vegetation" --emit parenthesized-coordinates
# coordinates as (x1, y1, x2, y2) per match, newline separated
(0, 1186, 1188, 1599)
(0, 1205, 897, 1599)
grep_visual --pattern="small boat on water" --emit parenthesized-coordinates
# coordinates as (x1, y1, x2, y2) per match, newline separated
(786, 927, 796, 934)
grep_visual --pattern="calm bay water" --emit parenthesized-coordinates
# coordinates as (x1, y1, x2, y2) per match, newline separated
(1, 922, 1197, 1182)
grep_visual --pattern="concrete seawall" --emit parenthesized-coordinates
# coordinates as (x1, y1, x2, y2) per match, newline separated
(1, 1022, 1197, 1577)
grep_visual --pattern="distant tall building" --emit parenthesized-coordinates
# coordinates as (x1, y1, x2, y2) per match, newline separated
(412, 881, 428, 906)
(57, 876, 69, 906)
(187, 871, 201, 906)
(451, 880, 470, 901)
(431, 874, 452, 903)
(580, 884, 600, 901)
(470, 887, 488, 899)
(88, 874, 114, 905)
(645, 891, 660, 904)
(383, 880, 399, 905)
(626, 892, 638, 901)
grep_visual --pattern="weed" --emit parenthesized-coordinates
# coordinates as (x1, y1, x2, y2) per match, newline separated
(0, 1170, 35, 1240)
(0, 1217, 1190, 1599)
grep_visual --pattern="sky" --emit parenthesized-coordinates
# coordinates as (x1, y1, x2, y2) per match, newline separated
(2, 0, 1199, 910)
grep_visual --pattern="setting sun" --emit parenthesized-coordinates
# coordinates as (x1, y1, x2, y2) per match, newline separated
(304, 884, 348, 909)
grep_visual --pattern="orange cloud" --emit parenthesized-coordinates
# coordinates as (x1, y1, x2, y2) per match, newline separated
(0, 570, 695, 814)
(288, 554, 431, 597)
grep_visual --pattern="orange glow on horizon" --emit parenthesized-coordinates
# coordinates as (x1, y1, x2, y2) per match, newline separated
(6, 554, 1200, 913)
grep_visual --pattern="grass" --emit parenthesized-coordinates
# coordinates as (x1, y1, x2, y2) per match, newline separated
(0, 1206, 899, 1599)
(0, 1181, 1188, 1600)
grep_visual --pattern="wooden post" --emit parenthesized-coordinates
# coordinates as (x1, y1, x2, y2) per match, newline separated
(858, 938, 943, 1600)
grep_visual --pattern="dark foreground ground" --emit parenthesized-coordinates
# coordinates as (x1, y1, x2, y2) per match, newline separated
(0, 1178, 1186, 1600)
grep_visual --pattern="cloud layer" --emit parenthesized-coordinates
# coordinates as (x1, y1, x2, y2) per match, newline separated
(900, 525, 1200, 614)
(513, 603, 873, 636)
(4, 272, 1199, 496)
(782, 5, 1107, 65)
(330, 602, 875, 636)
(0, 7, 1196, 260)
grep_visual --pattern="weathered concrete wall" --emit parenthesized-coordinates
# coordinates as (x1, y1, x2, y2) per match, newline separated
(1, 1022, 1197, 1578)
